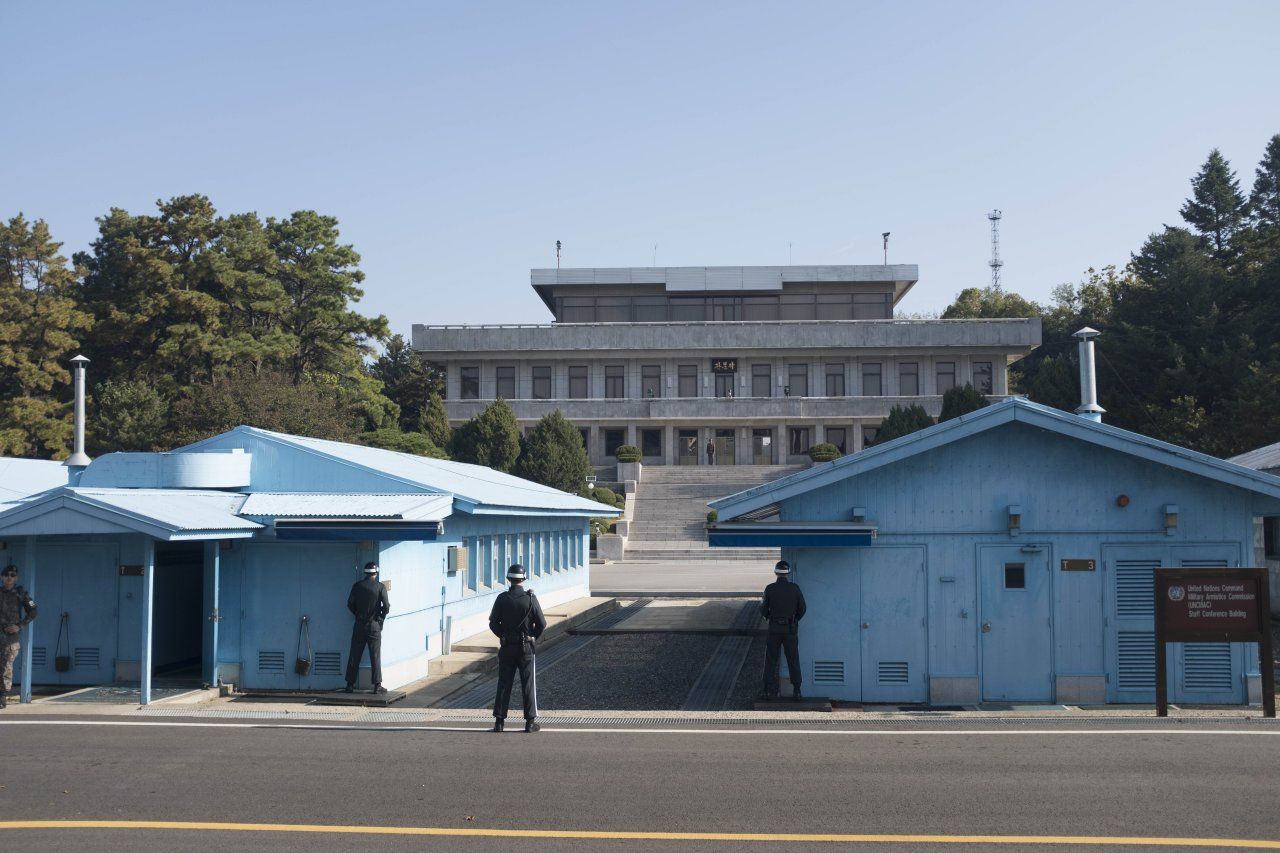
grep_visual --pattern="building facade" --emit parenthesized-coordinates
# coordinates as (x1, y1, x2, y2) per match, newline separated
(413, 265, 1041, 466)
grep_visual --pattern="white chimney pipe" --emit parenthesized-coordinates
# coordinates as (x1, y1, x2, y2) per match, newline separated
(1073, 327, 1105, 423)
(64, 354, 91, 467)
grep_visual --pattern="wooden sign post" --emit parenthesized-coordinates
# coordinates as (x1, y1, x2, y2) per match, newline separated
(1154, 568, 1274, 717)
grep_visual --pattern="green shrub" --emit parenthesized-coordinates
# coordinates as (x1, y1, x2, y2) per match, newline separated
(706, 509, 718, 524)
(593, 487, 618, 506)
(807, 442, 841, 462)
(940, 384, 991, 421)
(875, 404, 935, 444)
(615, 444, 641, 462)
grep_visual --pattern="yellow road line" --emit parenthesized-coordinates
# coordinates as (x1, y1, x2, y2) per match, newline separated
(3, 821, 1279, 847)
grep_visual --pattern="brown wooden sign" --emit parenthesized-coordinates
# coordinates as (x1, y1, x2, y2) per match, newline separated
(1154, 568, 1274, 717)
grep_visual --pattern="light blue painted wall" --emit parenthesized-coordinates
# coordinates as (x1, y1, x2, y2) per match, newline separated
(184, 431, 423, 494)
(776, 421, 1261, 704)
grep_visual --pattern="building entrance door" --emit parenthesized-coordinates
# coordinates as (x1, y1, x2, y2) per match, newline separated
(979, 544, 1052, 701)
(677, 430, 699, 466)
(859, 547, 927, 703)
(752, 429, 773, 464)
(714, 429, 735, 465)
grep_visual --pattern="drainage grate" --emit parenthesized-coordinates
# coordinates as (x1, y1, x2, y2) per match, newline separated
(313, 651, 342, 675)
(258, 650, 286, 674)
(73, 647, 100, 669)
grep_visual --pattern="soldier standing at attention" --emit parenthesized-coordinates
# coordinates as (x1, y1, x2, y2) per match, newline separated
(761, 559, 806, 700)
(1, 564, 38, 709)
(345, 562, 390, 694)
(489, 563, 546, 733)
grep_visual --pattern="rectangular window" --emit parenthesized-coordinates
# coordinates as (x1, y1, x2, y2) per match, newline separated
(710, 297, 739, 321)
(604, 364, 626, 399)
(483, 537, 495, 587)
(596, 297, 630, 322)
(853, 292, 892, 320)
(495, 366, 516, 399)
(1004, 563, 1026, 589)
(605, 429, 625, 457)
(788, 427, 812, 456)
(936, 362, 956, 394)
(1264, 517, 1279, 559)
(824, 363, 845, 397)
(817, 294, 853, 320)
(779, 294, 816, 321)
(531, 365, 552, 399)
(677, 364, 698, 397)
(670, 298, 706, 321)
(465, 537, 478, 591)
(826, 427, 847, 454)
(861, 425, 880, 448)
(460, 366, 480, 400)
(641, 364, 662, 398)
(898, 362, 919, 396)
(641, 428, 662, 457)
(742, 296, 779, 321)
(568, 365, 589, 399)
(751, 364, 772, 397)
(560, 297, 594, 323)
(973, 361, 994, 395)
(787, 364, 809, 397)
(634, 296, 666, 322)
(861, 363, 882, 396)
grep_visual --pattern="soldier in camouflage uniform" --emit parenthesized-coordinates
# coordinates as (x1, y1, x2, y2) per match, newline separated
(1, 564, 38, 708)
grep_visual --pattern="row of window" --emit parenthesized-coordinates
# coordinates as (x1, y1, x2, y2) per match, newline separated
(460, 361, 994, 400)
(554, 292, 894, 323)
(586, 425, 880, 459)
(461, 530, 583, 593)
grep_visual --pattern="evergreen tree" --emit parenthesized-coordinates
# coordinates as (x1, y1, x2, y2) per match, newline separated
(874, 404, 934, 444)
(451, 399, 521, 471)
(1180, 149, 1247, 260)
(92, 379, 168, 453)
(0, 215, 94, 457)
(369, 334, 437, 431)
(939, 385, 991, 421)
(941, 285, 1041, 319)
(166, 371, 364, 447)
(513, 411, 592, 494)
(422, 392, 453, 450)
(357, 427, 447, 458)
(1248, 134, 1280, 255)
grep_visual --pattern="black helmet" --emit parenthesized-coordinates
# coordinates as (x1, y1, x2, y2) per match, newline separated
(773, 560, 791, 575)
(507, 563, 526, 581)
(363, 562, 379, 574)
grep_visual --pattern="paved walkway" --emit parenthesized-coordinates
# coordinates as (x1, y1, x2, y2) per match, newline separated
(592, 559, 774, 596)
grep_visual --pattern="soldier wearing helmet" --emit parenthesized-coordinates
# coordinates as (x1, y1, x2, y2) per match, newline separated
(344, 561, 391, 694)
(489, 563, 546, 732)
(761, 559, 806, 700)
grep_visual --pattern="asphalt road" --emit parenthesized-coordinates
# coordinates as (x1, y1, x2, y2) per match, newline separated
(2, 718, 1278, 851)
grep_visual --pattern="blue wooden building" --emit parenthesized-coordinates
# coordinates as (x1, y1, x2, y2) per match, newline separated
(0, 427, 616, 703)
(709, 398, 1280, 706)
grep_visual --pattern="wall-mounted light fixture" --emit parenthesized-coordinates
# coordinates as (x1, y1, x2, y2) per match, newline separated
(1163, 504, 1178, 536)
(852, 506, 867, 523)
(1007, 504, 1022, 537)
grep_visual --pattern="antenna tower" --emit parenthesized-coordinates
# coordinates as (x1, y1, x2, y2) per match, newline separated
(987, 210, 1003, 290)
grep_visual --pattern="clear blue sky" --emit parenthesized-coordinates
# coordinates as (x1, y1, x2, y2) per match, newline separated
(3, 1, 1278, 332)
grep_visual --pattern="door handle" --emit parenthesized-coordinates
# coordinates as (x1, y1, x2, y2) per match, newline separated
(981, 621, 992, 633)
(860, 622, 870, 629)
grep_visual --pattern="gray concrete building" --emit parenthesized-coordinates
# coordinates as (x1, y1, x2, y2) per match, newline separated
(412, 265, 1041, 466)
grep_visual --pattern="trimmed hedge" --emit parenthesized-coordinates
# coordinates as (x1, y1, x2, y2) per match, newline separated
(807, 442, 841, 462)
(614, 444, 641, 463)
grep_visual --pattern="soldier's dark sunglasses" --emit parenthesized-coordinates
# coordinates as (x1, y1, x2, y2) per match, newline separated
(1, 571, 16, 577)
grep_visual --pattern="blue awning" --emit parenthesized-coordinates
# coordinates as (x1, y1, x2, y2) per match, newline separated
(708, 522, 876, 548)
(274, 520, 442, 542)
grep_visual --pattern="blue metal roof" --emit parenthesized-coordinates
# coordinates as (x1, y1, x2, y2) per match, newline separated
(710, 398, 1280, 520)
(0, 458, 67, 503)
(190, 427, 619, 516)
(1230, 440, 1280, 475)
(0, 487, 261, 540)
(239, 493, 453, 521)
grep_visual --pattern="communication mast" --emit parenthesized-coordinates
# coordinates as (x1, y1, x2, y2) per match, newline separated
(987, 210, 1003, 291)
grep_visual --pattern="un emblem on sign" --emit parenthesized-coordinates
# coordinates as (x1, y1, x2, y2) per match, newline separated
(1167, 585, 1186, 602)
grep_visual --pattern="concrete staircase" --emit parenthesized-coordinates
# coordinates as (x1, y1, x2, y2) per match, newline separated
(624, 464, 803, 562)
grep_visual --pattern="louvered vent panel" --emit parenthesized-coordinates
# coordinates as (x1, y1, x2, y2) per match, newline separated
(313, 652, 342, 675)
(31, 647, 47, 667)
(257, 651, 286, 674)
(73, 647, 100, 669)
(1117, 631, 1155, 690)
(812, 660, 845, 685)
(1182, 644, 1233, 691)
(1115, 561, 1158, 619)
(878, 661, 909, 684)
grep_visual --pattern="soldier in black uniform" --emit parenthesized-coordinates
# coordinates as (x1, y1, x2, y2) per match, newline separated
(489, 563, 546, 732)
(1, 564, 37, 709)
(761, 559, 806, 700)
(345, 562, 390, 693)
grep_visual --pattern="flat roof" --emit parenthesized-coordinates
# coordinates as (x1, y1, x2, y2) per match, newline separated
(530, 265, 919, 311)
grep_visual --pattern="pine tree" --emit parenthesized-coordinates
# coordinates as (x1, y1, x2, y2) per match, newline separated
(939, 385, 991, 421)
(422, 392, 453, 450)
(1248, 134, 1280, 253)
(369, 334, 436, 431)
(873, 404, 934, 445)
(451, 399, 521, 471)
(513, 411, 592, 494)
(0, 215, 94, 457)
(1180, 149, 1247, 260)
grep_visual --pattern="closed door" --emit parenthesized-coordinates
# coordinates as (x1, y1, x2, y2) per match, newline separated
(714, 429, 735, 466)
(980, 545, 1052, 701)
(859, 548, 927, 702)
(752, 430, 773, 465)
(22, 543, 119, 686)
(677, 430, 699, 465)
